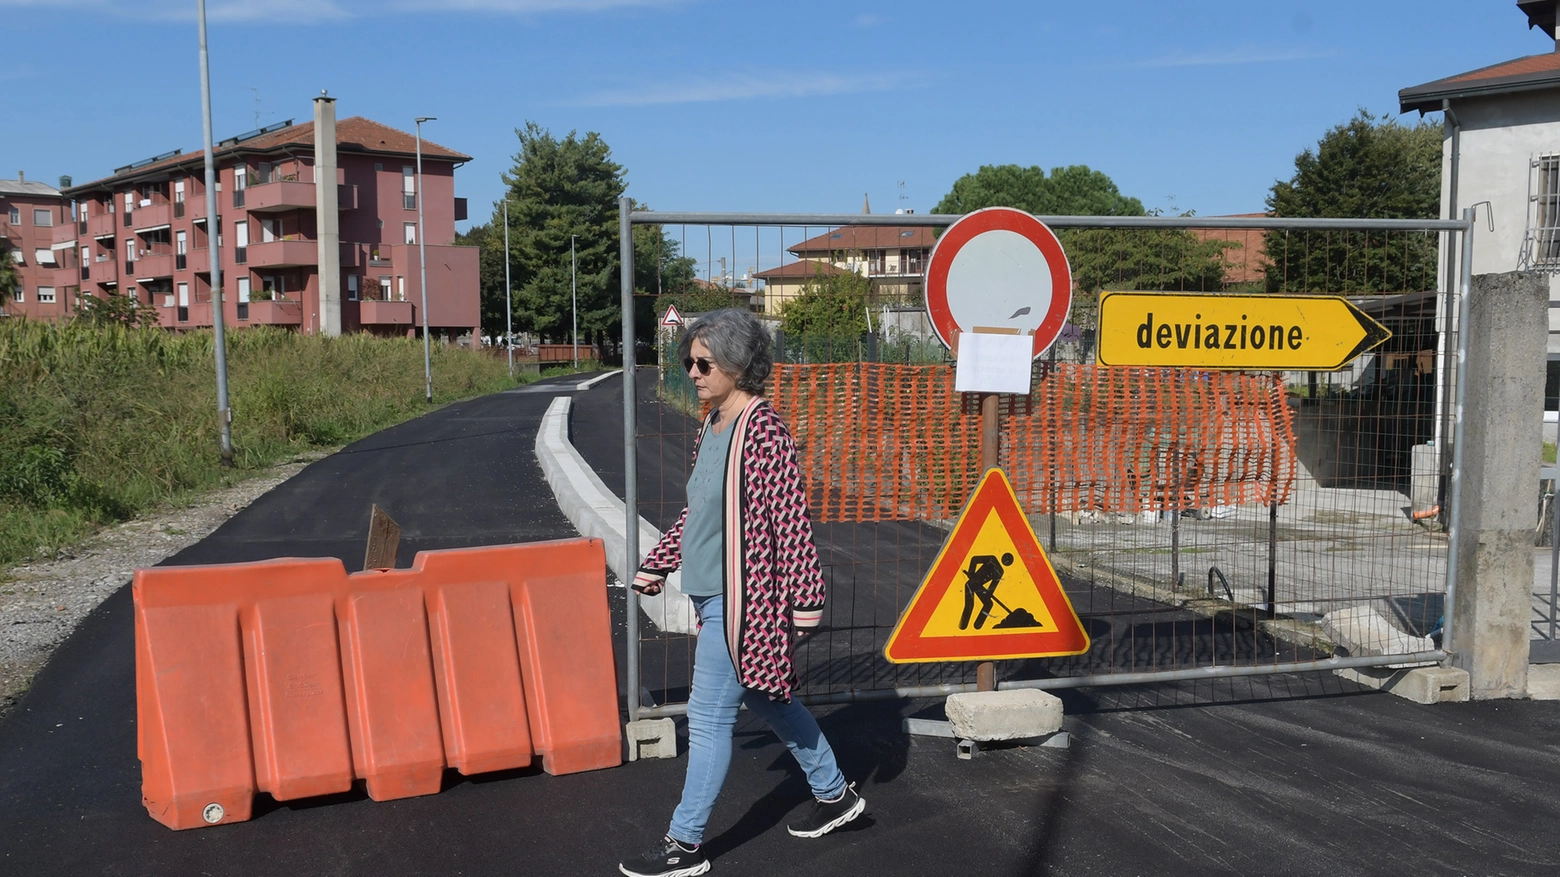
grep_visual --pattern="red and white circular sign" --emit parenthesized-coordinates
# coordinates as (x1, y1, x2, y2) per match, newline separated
(924, 207, 1072, 359)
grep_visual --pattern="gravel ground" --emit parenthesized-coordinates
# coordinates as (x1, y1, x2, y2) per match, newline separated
(0, 453, 325, 720)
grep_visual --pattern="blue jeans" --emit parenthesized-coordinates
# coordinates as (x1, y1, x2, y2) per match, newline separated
(667, 593, 847, 846)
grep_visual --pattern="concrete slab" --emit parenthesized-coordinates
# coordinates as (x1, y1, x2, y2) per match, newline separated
(1321, 604, 1434, 667)
(945, 689, 1063, 741)
(1529, 664, 1560, 701)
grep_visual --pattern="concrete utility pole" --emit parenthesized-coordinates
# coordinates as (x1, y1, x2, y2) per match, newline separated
(1448, 270, 1547, 698)
(197, 0, 233, 467)
(414, 116, 435, 403)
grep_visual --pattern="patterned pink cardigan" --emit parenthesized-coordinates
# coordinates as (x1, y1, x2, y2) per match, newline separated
(633, 397, 827, 702)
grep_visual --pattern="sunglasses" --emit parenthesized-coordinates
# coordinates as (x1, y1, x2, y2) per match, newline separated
(682, 356, 715, 375)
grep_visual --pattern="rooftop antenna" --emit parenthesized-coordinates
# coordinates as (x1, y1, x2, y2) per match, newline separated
(247, 87, 274, 128)
(898, 180, 908, 209)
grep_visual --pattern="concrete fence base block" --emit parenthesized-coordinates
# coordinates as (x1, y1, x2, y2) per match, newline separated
(1335, 666, 1470, 704)
(945, 690, 1063, 742)
(624, 718, 678, 762)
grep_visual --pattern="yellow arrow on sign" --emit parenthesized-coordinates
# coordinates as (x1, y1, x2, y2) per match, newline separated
(1096, 292, 1392, 371)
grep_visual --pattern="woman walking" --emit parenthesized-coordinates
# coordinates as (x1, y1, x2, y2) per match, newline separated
(620, 308, 865, 877)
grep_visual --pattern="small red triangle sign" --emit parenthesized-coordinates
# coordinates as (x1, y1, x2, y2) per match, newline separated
(884, 468, 1090, 663)
(661, 304, 684, 326)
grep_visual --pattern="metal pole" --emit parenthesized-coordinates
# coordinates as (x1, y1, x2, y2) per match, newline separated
(503, 199, 513, 379)
(415, 116, 435, 404)
(620, 196, 640, 722)
(196, 0, 233, 468)
(631, 649, 1451, 719)
(1442, 208, 1477, 657)
(572, 234, 578, 370)
(977, 391, 999, 692)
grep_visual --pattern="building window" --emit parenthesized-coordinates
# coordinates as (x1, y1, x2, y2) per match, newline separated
(234, 220, 248, 264)
(176, 230, 187, 270)
(7, 206, 18, 225)
(1537, 154, 1560, 264)
(403, 222, 417, 245)
(403, 165, 416, 210)
(12, 285, 21, 303)
(397, 275, 405, 301)
(36, 286, 55, 304)
(174, 180, 186, 218)
(374, 162, 384, 172)
(125, 238, 136, 273)
(379, 275, 392, 301)
(233, 166, 247, 208)
(347, 274, 359, 301)
(177, 282, 189, 322)
(33, 208, 52, 227)
(35, 248, 55, 266)
(237, 276, 250, 320)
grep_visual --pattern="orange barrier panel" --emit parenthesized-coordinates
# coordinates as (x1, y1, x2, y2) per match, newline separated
(769, 362, 1297, 522)
(134, 538, 620, 830)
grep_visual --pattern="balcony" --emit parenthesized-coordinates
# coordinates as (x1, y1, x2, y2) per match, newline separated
(87, 213, 116, 238)
(359, 300, 413, 325)
(131, 253, 175, 279)
(53, 266, 83, 288)
(246, 180, 317, 214)
(51, 225, 78, 246)
(245, 239, 317, 268)
(131, 203, 173, 231)
(241, 299, 303, 326)
(338, 183, 357, 211)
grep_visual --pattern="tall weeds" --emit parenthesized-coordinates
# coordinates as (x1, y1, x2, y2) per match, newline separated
(0, 321, 528, 565)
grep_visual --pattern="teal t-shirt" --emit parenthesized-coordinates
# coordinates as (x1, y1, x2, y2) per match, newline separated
(680, 421, 734, 597)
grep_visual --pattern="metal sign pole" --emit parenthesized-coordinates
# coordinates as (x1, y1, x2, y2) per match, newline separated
(619, 196, 640, 722)
(504, 199, 513, 379)
(976, 391, 999, 692)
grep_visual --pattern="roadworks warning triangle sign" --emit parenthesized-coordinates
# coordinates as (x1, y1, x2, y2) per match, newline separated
(661, 304, 685, 326)
(885, 468, 1090, 663)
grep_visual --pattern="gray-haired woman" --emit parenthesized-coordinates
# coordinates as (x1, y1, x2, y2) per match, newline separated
(620, 308, 865, 877)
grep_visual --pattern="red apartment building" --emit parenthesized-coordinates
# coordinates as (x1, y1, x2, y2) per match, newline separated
(52, 95, 479, 337)
(0, 173, 73, 320)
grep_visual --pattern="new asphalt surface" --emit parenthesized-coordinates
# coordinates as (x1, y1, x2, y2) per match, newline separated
(3, 370, 1560, 877)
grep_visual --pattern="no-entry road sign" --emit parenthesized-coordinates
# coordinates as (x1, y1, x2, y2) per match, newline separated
(925, 207, 1072, 359)
(1096, 292, 1391, 371)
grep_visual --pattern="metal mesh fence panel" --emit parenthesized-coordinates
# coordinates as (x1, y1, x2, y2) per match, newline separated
(625, 214, 1469, 712)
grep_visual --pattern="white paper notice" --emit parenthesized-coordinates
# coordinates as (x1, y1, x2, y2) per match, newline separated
(954, 332, 1034, 395)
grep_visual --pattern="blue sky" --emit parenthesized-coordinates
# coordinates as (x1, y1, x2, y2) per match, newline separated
(2, 1, 1550, 229)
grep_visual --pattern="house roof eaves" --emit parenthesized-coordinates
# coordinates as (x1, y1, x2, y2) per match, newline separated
(1399, 63, 1560, 113)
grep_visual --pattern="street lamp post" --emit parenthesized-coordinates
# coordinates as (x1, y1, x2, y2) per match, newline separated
(196, 0, 233, 467)
(571, 234, 578, 370)
(503, 200, 513, 378)
(414, 116, 435, 403)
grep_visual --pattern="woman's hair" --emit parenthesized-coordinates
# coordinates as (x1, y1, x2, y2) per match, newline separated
(677, 307, 773, 395)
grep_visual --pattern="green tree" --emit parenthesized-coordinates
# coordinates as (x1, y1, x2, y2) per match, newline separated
(73, 290, 160, 328)
(932, 164, 1229, 326)
(933, 164, 1145, 217)
(779, 268, 874, 337)
(1264, 110, 1442, 292)
(0, 240, 18, 309)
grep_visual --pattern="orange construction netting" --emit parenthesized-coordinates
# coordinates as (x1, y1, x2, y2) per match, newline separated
(769, 363, 1297, 523)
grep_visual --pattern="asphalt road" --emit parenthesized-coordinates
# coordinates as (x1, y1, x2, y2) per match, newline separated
(3, 370, 1560, 877)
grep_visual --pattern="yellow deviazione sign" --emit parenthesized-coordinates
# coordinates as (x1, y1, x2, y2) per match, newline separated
(1096, 292, 1391, 371)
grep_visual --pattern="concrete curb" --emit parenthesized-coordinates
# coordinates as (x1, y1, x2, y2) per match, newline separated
(576, 370, 622, 391)
(534, 395, 696, 634)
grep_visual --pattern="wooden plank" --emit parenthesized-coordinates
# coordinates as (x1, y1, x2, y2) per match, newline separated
(363, 504, 402, 571)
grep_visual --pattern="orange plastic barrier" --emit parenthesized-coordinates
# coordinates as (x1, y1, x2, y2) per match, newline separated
(134, 538, 620, 830)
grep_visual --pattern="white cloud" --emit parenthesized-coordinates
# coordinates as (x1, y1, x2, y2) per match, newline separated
(572, 71, 914, 107)
(1125, 47, 1329, 69)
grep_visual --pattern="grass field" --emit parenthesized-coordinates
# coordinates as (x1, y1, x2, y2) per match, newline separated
(0, 321, 553, 566)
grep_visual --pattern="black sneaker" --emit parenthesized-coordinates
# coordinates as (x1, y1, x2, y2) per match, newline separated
(787, 783, 866, 838)
(619, 835, 710, 877)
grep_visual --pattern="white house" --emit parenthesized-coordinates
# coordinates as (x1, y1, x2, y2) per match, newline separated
(1399, 0, 1560, 423)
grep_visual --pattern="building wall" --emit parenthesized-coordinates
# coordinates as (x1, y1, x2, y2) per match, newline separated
(1, 191, 72, 321)
(65, 146, 472, 336)
(1439, 92, 1560, 352)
